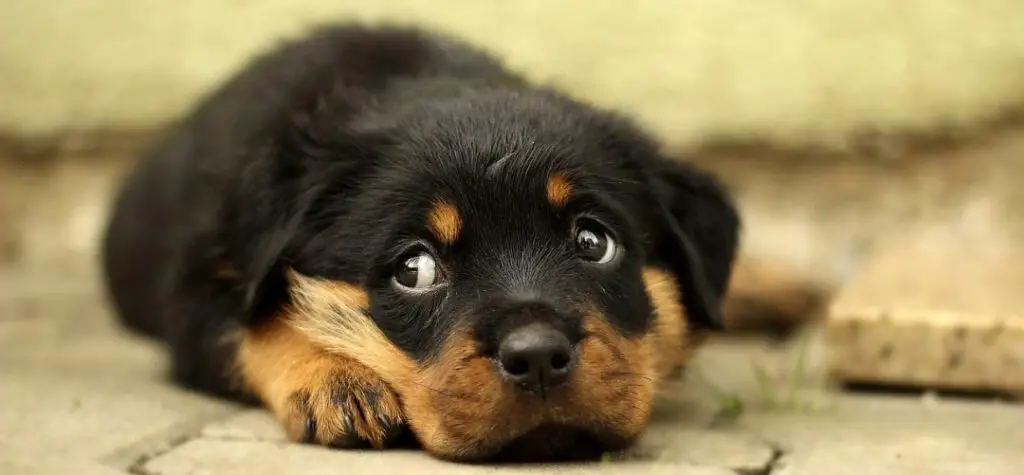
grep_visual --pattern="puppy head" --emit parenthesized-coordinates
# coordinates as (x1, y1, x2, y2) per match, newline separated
(277, 88, 740, 461)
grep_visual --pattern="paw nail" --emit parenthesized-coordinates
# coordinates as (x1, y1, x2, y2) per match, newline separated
(361, 389, 381, 408)
(302, 417, 317, 443)
(379, 414, 407, 445)
(329, 432, 367, 449)
(382, 422, 406, 446)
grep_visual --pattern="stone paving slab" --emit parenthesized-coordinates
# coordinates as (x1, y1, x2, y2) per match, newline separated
(137, 389, 1024, 475)
(826, 235, 1024, 395)
(745, 396, 1023, 475)
(0, 455, 125, 475)
(0, 273, 240, 468)
(188, 409, 776, 474)
(141, 439, 737, 475)
(0, 367, 235, 462)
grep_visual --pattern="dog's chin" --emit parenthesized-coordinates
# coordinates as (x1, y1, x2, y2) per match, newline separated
(473, 425, 635, 464)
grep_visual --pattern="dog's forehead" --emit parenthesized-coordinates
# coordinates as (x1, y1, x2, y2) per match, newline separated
(365, 98, 637, 245)
(393, 128, 593, 199)
(443, 159, 576, 214)
(404, 152, 590, 247)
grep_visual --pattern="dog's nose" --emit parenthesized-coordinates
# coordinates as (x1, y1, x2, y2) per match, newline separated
(497, 324, 574, 393)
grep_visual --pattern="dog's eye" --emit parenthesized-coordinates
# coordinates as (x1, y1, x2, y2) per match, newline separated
(393, 251, 444, 290)
(574, 221, 618, 264)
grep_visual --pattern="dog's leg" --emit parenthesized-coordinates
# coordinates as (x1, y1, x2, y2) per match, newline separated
(722, 254, 831, 337)
(236, 317, 406, 449)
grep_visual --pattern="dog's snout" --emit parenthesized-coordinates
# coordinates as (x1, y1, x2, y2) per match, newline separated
(497, 324, 574, 393)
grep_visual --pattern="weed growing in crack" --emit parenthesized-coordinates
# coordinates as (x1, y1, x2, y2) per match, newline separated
(751, 330, 839, 414)
(696, 331, 842, 423)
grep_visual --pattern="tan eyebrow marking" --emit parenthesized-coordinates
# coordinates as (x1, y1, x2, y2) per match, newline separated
(427, 199, 462, 244)
(546, 174, 573, 208)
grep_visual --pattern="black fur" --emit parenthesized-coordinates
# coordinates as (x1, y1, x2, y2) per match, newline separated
(101, 24, 739, 402)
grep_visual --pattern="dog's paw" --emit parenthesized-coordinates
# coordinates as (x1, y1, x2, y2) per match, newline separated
(277, 362, 406, 449)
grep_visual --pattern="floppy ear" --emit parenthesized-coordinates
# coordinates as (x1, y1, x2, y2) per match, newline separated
(638, 155, 740, 330)
(233, 119, 384, 325)
(236, 212, 306, 324)
(596, 115, 740, 330)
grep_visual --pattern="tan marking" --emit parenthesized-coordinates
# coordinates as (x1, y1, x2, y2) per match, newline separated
(641, 266, 696, 377)
(237, 272, 404, 448)
(282, 270, 415, 382)
(567, 313, 659, 433)
(721, 254, 829, 335)
(396, 316, 658, 461)
(427, 200, 462, 244)
(546, 174, 573, 207)
(213, 262, 240, 279)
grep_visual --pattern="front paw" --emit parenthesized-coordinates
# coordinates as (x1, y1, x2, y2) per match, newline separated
(278, 364, 406, 449)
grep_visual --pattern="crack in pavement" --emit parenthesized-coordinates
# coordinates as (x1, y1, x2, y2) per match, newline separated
(126, 433, 193, 475)
(764, 445, 787, 475)
(734, 443, 786, 475)
(100, 408, 242, 474)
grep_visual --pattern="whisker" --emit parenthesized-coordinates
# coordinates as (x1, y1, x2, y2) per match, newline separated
(600, 371, 657, 382)
(400, 378, 488, 403)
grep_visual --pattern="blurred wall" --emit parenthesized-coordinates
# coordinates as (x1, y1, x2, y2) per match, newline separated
(3, 0, 1024, 153)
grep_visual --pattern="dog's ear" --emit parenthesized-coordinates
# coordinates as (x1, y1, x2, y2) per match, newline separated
(598, 117, 740, 330)
(237, 211, 305, 324)
(232, 166, 329, 325)
(235, 121, 384, 325)
(638, 156, 740, 330)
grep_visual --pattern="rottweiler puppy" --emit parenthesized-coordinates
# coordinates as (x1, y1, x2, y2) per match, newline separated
(102, 24, 744, 462)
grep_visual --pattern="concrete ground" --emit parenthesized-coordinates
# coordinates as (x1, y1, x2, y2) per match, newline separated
(2, 261, 1021, 475)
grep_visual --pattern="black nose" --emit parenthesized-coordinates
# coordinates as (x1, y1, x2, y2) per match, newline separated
(497, 324, 575, 394)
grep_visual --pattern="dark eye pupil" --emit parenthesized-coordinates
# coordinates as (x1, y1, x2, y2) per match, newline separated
(578, 233, 599, 249)
(576, 229, 607, 260)
(395, 256, 420, 287)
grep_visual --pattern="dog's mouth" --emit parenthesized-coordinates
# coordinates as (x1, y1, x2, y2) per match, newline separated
(388, 315, 659, 462)
(402, 387, 646, 463)
(467, 424, 633, 464)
